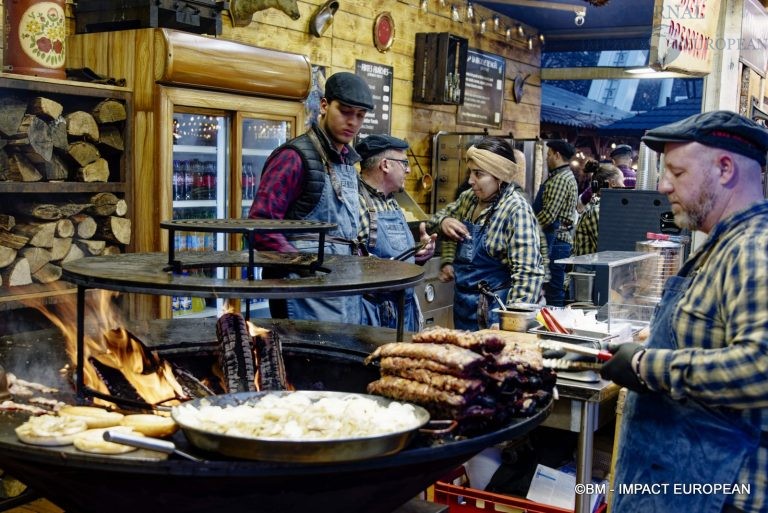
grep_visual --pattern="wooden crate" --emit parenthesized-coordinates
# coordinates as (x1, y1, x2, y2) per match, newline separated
(412, 33, 468, 106)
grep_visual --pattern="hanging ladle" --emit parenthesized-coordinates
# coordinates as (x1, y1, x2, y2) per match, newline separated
(408, 148, 433, 191)
(478, 280, 507, 311)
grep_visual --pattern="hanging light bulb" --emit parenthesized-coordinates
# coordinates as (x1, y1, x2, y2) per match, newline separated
(421, 0, 428, 12)
(480, 19, 487, 34)
(467, 2, 474, 20)
(527, 36, 534, 50)
(539, 34, 546, 45)
(451, 4, 460, 21)
(439, 0, 446, 7)
(505, 27, 512, 41)
(517, 24, 525, 37)
(493, 15, 500, 31)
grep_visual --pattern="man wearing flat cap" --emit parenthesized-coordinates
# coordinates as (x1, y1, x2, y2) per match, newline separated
(534, 139, 578, 306)
(601, 111, 768, 513)
(248, 71, 374, 323)
(609, 144, 637, 188)
(355, 135, 437, 332)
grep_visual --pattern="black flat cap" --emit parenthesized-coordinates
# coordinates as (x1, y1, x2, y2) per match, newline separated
(610, 144, 633, 158)
(324, 72, 374, 111)
(355, 134, 409, 161)
(547, 139, 576, 159)
(642, 110, 768, 166)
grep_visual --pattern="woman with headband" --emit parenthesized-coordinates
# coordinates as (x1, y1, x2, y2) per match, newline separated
(427, 136, 545, 330)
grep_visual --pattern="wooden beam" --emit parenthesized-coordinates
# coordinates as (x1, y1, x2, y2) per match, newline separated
(541, 67, 699, 80)
(482, 0, 577, 12)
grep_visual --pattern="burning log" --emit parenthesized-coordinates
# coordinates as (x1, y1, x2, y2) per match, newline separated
(216, 312, 257, 393)
(90, 358, 145, 405)
(251, 327, 288, 391)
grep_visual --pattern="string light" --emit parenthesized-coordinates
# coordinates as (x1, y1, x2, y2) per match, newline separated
(420, 0, 428, 12)
(517, 24, 525, 37)
(539, 34, 546, 45)
(527, 36, 534, 50)
(493, 15, 500, 30)
(505, 27, 512, 41)
(451, 5, 459, 21)
(480, 19, 487, 34)
(467, 2, 474, 20)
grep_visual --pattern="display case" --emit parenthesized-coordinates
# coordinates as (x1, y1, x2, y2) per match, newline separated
(67, 28, 311, 320)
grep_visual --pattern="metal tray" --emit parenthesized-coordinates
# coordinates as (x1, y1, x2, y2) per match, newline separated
(171, 391, 431, 463)
(528, 325, 617, 344)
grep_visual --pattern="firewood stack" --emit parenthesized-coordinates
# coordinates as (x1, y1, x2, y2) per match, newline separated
(0, 95, 130, 288)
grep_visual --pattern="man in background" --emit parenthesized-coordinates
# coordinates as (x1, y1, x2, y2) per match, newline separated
(610, 144, 637, 188)
(534, 140, 578, 306)
(601, 111, 768, 513)
(248, 71, 373, 323)
(355, 135, 436, 332)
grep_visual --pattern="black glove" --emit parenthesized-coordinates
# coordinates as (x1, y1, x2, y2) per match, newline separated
(600, 342, 648, 393)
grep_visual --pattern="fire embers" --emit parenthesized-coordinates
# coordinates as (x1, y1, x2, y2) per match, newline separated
(365, 327, 556, 433)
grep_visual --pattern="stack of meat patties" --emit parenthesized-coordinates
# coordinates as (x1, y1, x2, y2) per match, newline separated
(365, 327, 556, 433)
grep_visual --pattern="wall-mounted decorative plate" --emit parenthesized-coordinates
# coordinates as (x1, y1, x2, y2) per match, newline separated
(373, 12, 395, 52)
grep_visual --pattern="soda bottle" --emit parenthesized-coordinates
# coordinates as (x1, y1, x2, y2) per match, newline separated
(173, 160, 183, 201)
(244, 162, 255, 200)
(204, 161, 216, 200)
(183, 161, 193, 200)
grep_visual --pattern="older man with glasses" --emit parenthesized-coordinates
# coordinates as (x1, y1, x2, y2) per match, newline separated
(355, 134, 436, 332)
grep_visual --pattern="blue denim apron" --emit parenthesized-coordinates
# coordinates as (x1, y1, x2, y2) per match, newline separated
(453, 220, 510, 331)
(359, 194, 422, 333)
(612, 231, 760, 513)
(286, 161, 362, 324)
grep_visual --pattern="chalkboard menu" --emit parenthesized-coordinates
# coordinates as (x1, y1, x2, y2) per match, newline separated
(457, 49, 506, 129)
(356, 60, 393, 138)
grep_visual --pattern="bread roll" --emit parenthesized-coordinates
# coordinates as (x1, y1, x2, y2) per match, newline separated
(16, 414, 88, 446)
(58, 405, 124, 428)
(120, 414, 178, 438)
(73, 426, 141, 455)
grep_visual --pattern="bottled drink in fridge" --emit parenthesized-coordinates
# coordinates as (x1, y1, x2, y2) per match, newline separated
(173, 160, 183, 201)
(183, 161, 194, 200)
(204, 161, 216, 200)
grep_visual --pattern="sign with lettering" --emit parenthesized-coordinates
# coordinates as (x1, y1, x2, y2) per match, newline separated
(650, 0, 722, 75)
(457, 48, 505, 128)
(355, 60, 393, 138)
(741, 0, 768, 74)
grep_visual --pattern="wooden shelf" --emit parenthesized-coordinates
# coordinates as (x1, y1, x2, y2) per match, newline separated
(0, 182, 127, 194)
(0, 73, 133, 309)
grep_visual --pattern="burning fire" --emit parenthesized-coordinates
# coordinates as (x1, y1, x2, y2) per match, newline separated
(28, 289, 187, 407)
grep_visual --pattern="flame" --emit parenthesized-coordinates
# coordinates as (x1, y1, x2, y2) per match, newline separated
(27, 288, 185, 406)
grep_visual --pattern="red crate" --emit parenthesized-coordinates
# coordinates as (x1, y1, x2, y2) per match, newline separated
(433, 481, 608, 513)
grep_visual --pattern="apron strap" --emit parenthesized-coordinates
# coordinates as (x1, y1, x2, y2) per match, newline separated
(306, 128, 343, 201)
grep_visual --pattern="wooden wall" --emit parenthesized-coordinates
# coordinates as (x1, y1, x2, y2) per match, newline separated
(1, 0, 542, 214)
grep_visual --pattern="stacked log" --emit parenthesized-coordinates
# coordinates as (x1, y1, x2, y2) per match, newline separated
(0, 192, 131, 288)
(0, 94, 129, 289)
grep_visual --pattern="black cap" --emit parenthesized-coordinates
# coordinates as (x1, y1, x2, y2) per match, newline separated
(355, 134, 409, 161)
(642, 110, 768, 166)
(324, 72, 374, 111)
(610, 144, 633, 158)
(547, 139, 576, 159)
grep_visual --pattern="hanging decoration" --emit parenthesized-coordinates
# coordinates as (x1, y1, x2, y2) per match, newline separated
(373, 12, 395, 53)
